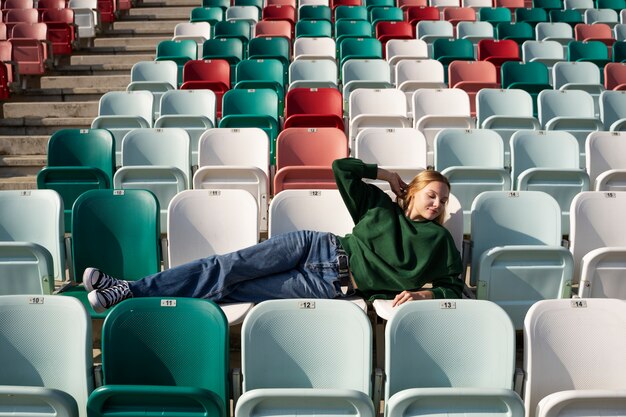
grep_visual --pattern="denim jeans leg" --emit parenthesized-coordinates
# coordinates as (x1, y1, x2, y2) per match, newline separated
(128, 230, 343, 302)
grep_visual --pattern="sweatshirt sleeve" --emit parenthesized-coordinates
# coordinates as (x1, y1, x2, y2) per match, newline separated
(332, 158, 382, 224)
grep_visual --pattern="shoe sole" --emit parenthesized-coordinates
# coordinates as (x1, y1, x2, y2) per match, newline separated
(87, 290, 106, 314)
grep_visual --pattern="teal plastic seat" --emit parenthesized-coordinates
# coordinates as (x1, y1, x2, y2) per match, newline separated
(476, 88, 541, 165)
(235, 299, 376, 417)
(369, 6, 403, 28)
(247, 36, 290, 83)
(202, 37, 245, 85)
(295, 19, 332, 37)
(597, 0, 626, 11)
(334, 5, 368, 22)
(365, 0, 394, 12)
(113, 128, 191, 234)
(510, 130, 590, 235)
(434, 128, 511, 234)
(533, 0, 563, 12)
(515, 7, 548, 28)
(567, 40, 610, 68)
(384, 300, 524, 417)
(36, 128, 114, 233)
(470, 191, 573, 329)
(298, 5, 332, 22)
(335, 19, 372, 48)
(496, 21, 534, 44)
(0, 190, 64, 295)
(155, 39, 198, 85)
(538, 89, 604, 165)
(432, 38, 474, 81)
(478, 7, 512, 25)
(338, 37, 383, 68)
(501, 61, 552, 116)
(521, 40, 564, 83)
(203, 0, 229, 11)
(90, 90, 153, 166)
(154, 89, 216, 167)
(61, 189, 161, 318)
(219, 88, 280, 164)
(613, 40, 626, 62)
(234, 58, 285, 113)
(599, 89, 626, 131)
(549, 9, 583, 29)
(87, 297, 229, 417)
(189, 6, 224, 26)
(0, 294, 93, 417)
(214, 19, 252, 50)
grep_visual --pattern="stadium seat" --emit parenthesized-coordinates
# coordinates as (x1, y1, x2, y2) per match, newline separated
(126, 60, 178, 119)
(0, 294, 93, 417)
(283, 87, 345, 130)
(194, 127, 270, 233)
(412, 88, 476, 165)
(295, 19, 333, 36)
(550, 9, 584, 30)
(604, 59, 626, 90)
(292, 36, 336, 60)
(476, 38, 521, 83)
(234, 58, 285, 112)
(334, 5, 368, 22)
(36, 128, 114, 233)
(574, 23, 616, 51)
(288, 58, 338, 89)
(515, 7, 549, 29)
(470, 191, 573, 328)
(533, 0, 563, 12)
(201, 38, 244, 84)
(447, 60, 500, 116)
(585, 130, 626, 190)
(495, 21, 534, 45)
(335, 19, 372, 48)
(190, 6, 224, 25)
(247, 36, 290, 81)
(552, 60, 604, 118)
(341, 59, 392, 113)
(537, 89, 604, 166)
(521, 40, 564, 84)
(613, 40, 626, 62)
(415, 20, 454, 56)
(443, 6, 476, 27)
(523, 299, 626, 417)
(478, 6, 512, 25)
(354, 127, 427, 170)
(273, 127, 349, 193)
(375, 20, 413, 53)
(234, 299, 375, 417)
(405, 5, 440, 26)
(9, 22, 51, 76)
(338, 36, 383, 68)
(382, 300, 524, 417)
(535, 21, 574, 57)
(510, 130, 590, 235)
(254, 19, 293, 40)
(434, 128, 510, 234)
(432, 37, 475, 81)
(395, 59, 447, 112)
(584, 8, 619, 27)
(90, 90, 154, 166)
(155, 39, 197, 84)
(68, 0, 98, 45)
(41, 8, 76, 58)
(0, 190, 64, 294)
(214, 19, 252, 49)
(298, 4, 332, 21)
(599, 89, 626, 131)
(475, 88, 541, 166)
(87, 297, 230, 417)
(384, 38, 428, 82)
(180, 59, 230, 118)
(172, 21, 212, 51)
(567, 40, 611, 68)
(154, 89, 216, 167)
(456, 21, 494, 47)
(500, 60, 552, 116)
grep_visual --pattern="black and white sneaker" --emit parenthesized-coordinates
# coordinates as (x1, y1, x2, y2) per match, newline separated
(88, 281, 132, 313)
(83, 267, 121, 291)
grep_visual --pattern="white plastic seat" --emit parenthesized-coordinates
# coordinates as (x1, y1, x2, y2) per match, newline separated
(395, 59, 447, 115)
(456, 21, 494, 56)
(173, 21, 212, 53)
(293, 37, 336, 61)
(476, 88, 541, 167)
(615, 23, 626, 41)
(383, 300, 524, 417)
(585, 131, 626, 191)
(585, 8, 619, 27)
(535, 22, 574, 56)
(0, 190, 64, 294)
(341, 59, 393, 114)
(0, 294, 93, 417)
(522, 40, 565, 84)
(599, 89, 626, 131)
(434, 128, 511, 234)
(348, 88, 411, 150)
(91, 90, 154, 166)
(569, 191, 626, 295)
(552, 61, 604, 118)
(524, 299, 626, 417)
(154, 89, 216, 167)
(538, 89, 604, 166)
(415, 20, 454, 55)
(510, 130, 590, 236)
(288, 58, 338, 90)
(564, 0, 593, 11)
(113, 128, 191, 234)
(68, 0, 98, 44)
(235, 299, 375, 417)
(412, 88, 476, 166)
(354, 127, 427, 169)
(167, 189, 258, 324)
(194, 127, 270, 233)
(384, 39, 428, 83)
(470, 191, 573, 329)
(127, 60, 178, 121)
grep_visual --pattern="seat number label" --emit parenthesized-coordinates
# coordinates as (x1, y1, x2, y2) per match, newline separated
(571, 300, 587, 308)
(299, 301, 316, 309)
(161, 299, 177, 307)
(28, 297, 44, 304)
(440, 301, 456, 309)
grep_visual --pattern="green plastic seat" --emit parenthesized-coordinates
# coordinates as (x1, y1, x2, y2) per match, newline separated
(190, 6, 223, 26)
(0, 190, 64, 295)
(298, 5, 332, 21)
(247, 36, 290, 71)
(432, 37, 475, 65)
(501, 61, 552, 116)
(369, 6, 403, 29)
(202, 37, 245, 85)
(214, 19, 252, 51)
(470, 191, 573, 328)
(334, 5, 368, 22)
(478, 7, 512, 25)
(364, 0, 393, 12)
(515, 7, 548, 28)
(202, 0, 229, 11)
(295, 19, 332, 37)
(219, 88, 280, 164)
(335, 19, 372, 48)
(155, 39, 198, 85)
(549, 9, 583, 29)
(87, 297, 229, 417)
(496, 21, 534, 44)
(60, 189, 161, 318)
(612, 40, 626, 62)
(234, 58, 285, 113)
(568, 40, 610, 68)
(596, 0, 626, 12)
(533, 0, 563, 12)
(0, 294, 93, 417)
(37, 128, 114, 233)
(338, 36, 382, 68)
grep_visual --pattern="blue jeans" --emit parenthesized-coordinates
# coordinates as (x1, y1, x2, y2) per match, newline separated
(129, 230, 348, 303)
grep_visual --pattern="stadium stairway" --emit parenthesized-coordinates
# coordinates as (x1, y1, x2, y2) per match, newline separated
(0, 0, 194, 190)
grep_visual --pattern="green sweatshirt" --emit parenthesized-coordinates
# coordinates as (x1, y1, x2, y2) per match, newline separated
(333, 158, 464, 300)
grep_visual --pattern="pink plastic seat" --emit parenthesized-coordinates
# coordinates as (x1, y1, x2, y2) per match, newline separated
(604, 62, 626, 90)
(180, 59, 230, 118)
(41, 8, 75, 56)
(574, 23, 615, 49)
(9, 22, 50, 75)
(448, 60, 500, 116)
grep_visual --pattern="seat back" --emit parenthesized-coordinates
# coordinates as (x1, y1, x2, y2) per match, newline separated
(268, 189, 355, 237)
(167, 189, 258, 266)
(476, 88, 536, 125)
(0, 294, 93, 417)
(129, 60, 178, 87)
(275, 127, 349, 171)
(522, 39, 564, 62)
(434, 128, 505, 170)
(292, 36, 336, 60)
(348, 88, 408, 120)
(241, 299, 371, 393)
(99, 297, 229, 412)
(585, 131, 626, 189)
(354, 127, 427, 168)
(604, 62, 626, 90)
(284, 87, 344, 129)
(288, 59, 338, 88)
(96, 90, 153, 125)
(599, 90, 626, 130)
(538, 89, 596, 125)
(523, 298, 626, 417)
(201, 37, 244, 63)
(385, 299, 515, 402)
(412, 88, 471, 119)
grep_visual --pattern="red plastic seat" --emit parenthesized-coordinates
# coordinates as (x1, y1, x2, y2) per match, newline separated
(41, 8, 75, 56)
(477, 38, 520, 82)
(376, 21, 414, 53)
(3, 0, 34, 9)
(448, 60, 500, 116)
(4, 8, 38, 34)
(406, 5, 440, 25)
(262, 4, 296, 25)
(96, 0, 117, 23)
(180, 59, 230, 118)
(273, 127, 349, 194)
(574, 23, 615, 49)
(0, 39, 15, 84)
(284, 87, 345, 131)
(9, 22, 51, 75)
(330, 0, 362, 10)
(265, 0, 296, 8)
(254, 19, 292, 41)
(398, 0, 427, 12)
(494, 0, 523, 12)
(0, 61, 9, 99)
(36, 0, 67, 10)
(604, 62, 626, 90)
(0, 22, 7, 40)
(442, 6, 476, 28)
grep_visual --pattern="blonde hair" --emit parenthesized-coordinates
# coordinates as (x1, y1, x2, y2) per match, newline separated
(397, 170, 451, 224)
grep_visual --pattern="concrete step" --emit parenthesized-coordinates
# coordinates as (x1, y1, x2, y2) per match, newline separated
(111, 20, 181, 35)
(0, 135, 49, 156)
(127, 6, 194, 19)
(69, 53, 155, 67)
(3, 101, 99, 119)
(0, 156, 45, 177)
(142, 0, 200, 6)
(93, 36, 168, 52)
(41, 74, 130, 90)
(0, 175, 38, 190)
(0, 118, 94, 135)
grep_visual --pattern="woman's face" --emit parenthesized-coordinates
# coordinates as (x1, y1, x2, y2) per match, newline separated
(406, 181, 450, 221)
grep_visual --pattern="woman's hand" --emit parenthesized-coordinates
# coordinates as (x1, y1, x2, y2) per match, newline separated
(377, 168, 408, 197)
(392, 290, 434, 307)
